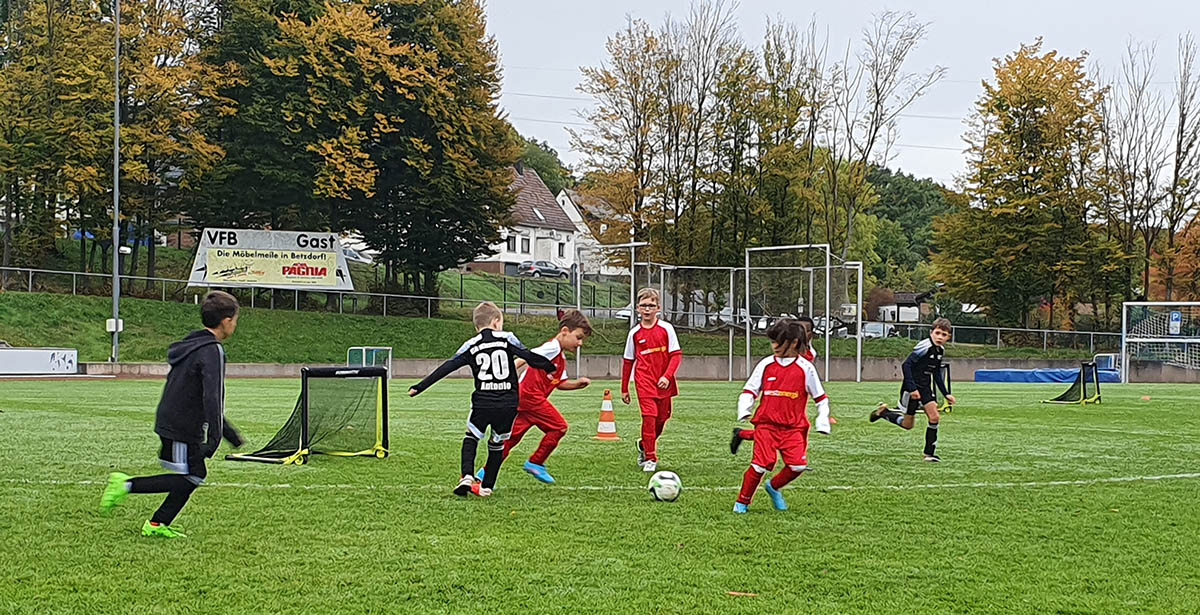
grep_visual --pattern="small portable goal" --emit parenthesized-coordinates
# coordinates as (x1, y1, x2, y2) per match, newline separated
(227, 366, 389, 465)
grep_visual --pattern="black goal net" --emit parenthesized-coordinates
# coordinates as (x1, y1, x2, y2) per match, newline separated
(227, 366, 389, 464)
(1042, 362, 1101, 405)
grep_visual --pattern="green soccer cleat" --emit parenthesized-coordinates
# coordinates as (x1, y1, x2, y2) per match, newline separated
(99, 472, 131, 515)
(141, 520, 187, 538)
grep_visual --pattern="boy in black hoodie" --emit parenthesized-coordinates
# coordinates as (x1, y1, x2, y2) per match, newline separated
(99, 291, 245, 538)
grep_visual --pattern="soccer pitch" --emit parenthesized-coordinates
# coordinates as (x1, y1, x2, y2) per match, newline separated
(2, 379, 1198, 614)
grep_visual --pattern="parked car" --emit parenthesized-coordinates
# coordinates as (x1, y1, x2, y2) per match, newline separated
(517, 260, 569, 278)
(862, 322, 898, 339)
(812, 316, 850, 338)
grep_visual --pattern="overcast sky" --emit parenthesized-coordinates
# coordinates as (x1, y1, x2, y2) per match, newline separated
(484, 0, 1196, 188)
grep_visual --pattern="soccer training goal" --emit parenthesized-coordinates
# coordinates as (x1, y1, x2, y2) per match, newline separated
(1042, 361, 1101, 405)
(227, 366, 389, 465)
(1121, 302, 1200, 383)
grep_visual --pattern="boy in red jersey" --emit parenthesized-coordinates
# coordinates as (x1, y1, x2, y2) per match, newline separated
(730, 315, 818, 454)
(620, 288, 682, 473)
(493, 310, 593, 485)
(733, 319, 830, 514)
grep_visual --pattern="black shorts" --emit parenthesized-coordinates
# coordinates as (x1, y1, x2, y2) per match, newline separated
(467, 405, 518, 443)
(900, 386, 935, 415)
(158, 437, 207, 485)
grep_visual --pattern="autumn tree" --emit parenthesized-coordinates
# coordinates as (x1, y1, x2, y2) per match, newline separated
(0, 0, 119, 280)
(935, 40, 1125, 327)
(516, 132, 573, 195)
(821, 11, 944, 263)
(1158, 35, 1200, 300)
(117, 0, 238, 285)
(189, 0, 327, 235)
(366, 0, 518, 302)
(572, 17, 662, 244)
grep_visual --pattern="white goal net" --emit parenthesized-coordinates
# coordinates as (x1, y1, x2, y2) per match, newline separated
(1121, 302, 1200, 383)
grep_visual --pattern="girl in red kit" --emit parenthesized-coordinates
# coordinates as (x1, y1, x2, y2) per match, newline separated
(620, 288, 682, 473)
(730, 315, 818, 454)
(733, 319, 831, 514)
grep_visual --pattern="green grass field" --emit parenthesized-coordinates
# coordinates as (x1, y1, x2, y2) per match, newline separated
(2, 379, 1198, 614)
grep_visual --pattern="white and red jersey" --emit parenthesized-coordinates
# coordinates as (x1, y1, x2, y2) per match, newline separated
(518, 338, 567, 408)
(621, 319, 682, 399)
(802, 344, 817, 362)
(742, 355, 827, 428)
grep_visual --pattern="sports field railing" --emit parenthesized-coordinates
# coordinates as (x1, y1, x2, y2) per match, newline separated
(0, 265, 1122, 352)
(887, 321, 1120, 354)
(0, 265, 629, 320)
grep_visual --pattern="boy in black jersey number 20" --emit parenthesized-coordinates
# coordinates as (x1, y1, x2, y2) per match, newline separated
(869, 317, 956, 462)
(409, 301, 557, 497)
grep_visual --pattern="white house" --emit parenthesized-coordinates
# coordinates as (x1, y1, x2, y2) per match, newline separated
(555, 188, 628, 277)
(467, 164, 585, 277)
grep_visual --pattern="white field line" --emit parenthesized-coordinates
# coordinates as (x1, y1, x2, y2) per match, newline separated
(3, 473, 1200, 493)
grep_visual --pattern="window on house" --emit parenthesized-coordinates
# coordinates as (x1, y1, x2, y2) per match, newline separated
(521, 238, 530, 253)
(532, 208, 546, 221)
(506, 235, 517, 252)
(558, 243, 565, 258)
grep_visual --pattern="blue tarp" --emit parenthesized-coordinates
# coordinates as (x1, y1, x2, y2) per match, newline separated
(974, 368, 1121, 383)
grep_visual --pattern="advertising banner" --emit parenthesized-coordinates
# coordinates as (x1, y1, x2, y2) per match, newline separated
(187, 229, 354, 291)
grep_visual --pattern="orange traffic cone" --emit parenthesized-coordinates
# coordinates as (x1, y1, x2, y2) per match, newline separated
(594, 389, 621, 441)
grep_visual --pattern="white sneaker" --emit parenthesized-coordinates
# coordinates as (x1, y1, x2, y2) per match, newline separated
(453, 475, 475, 496)
(642, 460, 657, 473)
(475, 486, 493, 497)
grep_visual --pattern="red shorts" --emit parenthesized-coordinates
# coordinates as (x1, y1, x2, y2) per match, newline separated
(514, 400, 568, 435)
(750, 424, 809, 470)
(637, 396, 672, 420)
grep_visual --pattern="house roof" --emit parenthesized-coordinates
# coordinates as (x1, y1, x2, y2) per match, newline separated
(894, 289, 938, 306)
(511, 166, 577, 232)
(564, 188, 621, 221)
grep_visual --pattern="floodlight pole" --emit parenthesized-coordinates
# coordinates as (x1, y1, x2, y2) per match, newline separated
(110, 0, 121, 362)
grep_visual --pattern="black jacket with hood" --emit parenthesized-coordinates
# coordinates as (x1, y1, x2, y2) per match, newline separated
(154, 329, 243, 457)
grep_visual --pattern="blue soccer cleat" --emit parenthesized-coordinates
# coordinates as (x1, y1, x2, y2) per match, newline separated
(763, 482, 788, 511)
(523, 460, 555, 484)
(733, 502, 748, 514)
(475, 467, 486, 481)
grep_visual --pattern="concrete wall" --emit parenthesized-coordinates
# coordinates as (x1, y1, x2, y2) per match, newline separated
(81, 355, 1173, 382)
(1127, 361, 1200, 383)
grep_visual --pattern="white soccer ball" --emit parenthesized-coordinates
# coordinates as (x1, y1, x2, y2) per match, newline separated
(648, 471, 682, 502)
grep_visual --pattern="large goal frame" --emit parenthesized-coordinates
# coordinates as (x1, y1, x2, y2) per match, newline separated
(744, 244, 863, 381)
(1121, 301, 1200, 383)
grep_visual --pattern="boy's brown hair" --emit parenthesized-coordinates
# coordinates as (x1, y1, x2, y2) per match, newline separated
(636, 287, 660, 305)
(932, 317, 952, 333)
(201, 291, 239, 328)
(472, 301, 503, 330)
(559, 309, 593, 336)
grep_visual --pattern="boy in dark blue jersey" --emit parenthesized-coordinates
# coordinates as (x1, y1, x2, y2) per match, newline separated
(99, 291, 245, 538)
(409, 301, 556, 496)
(869, 317, 956, 462)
